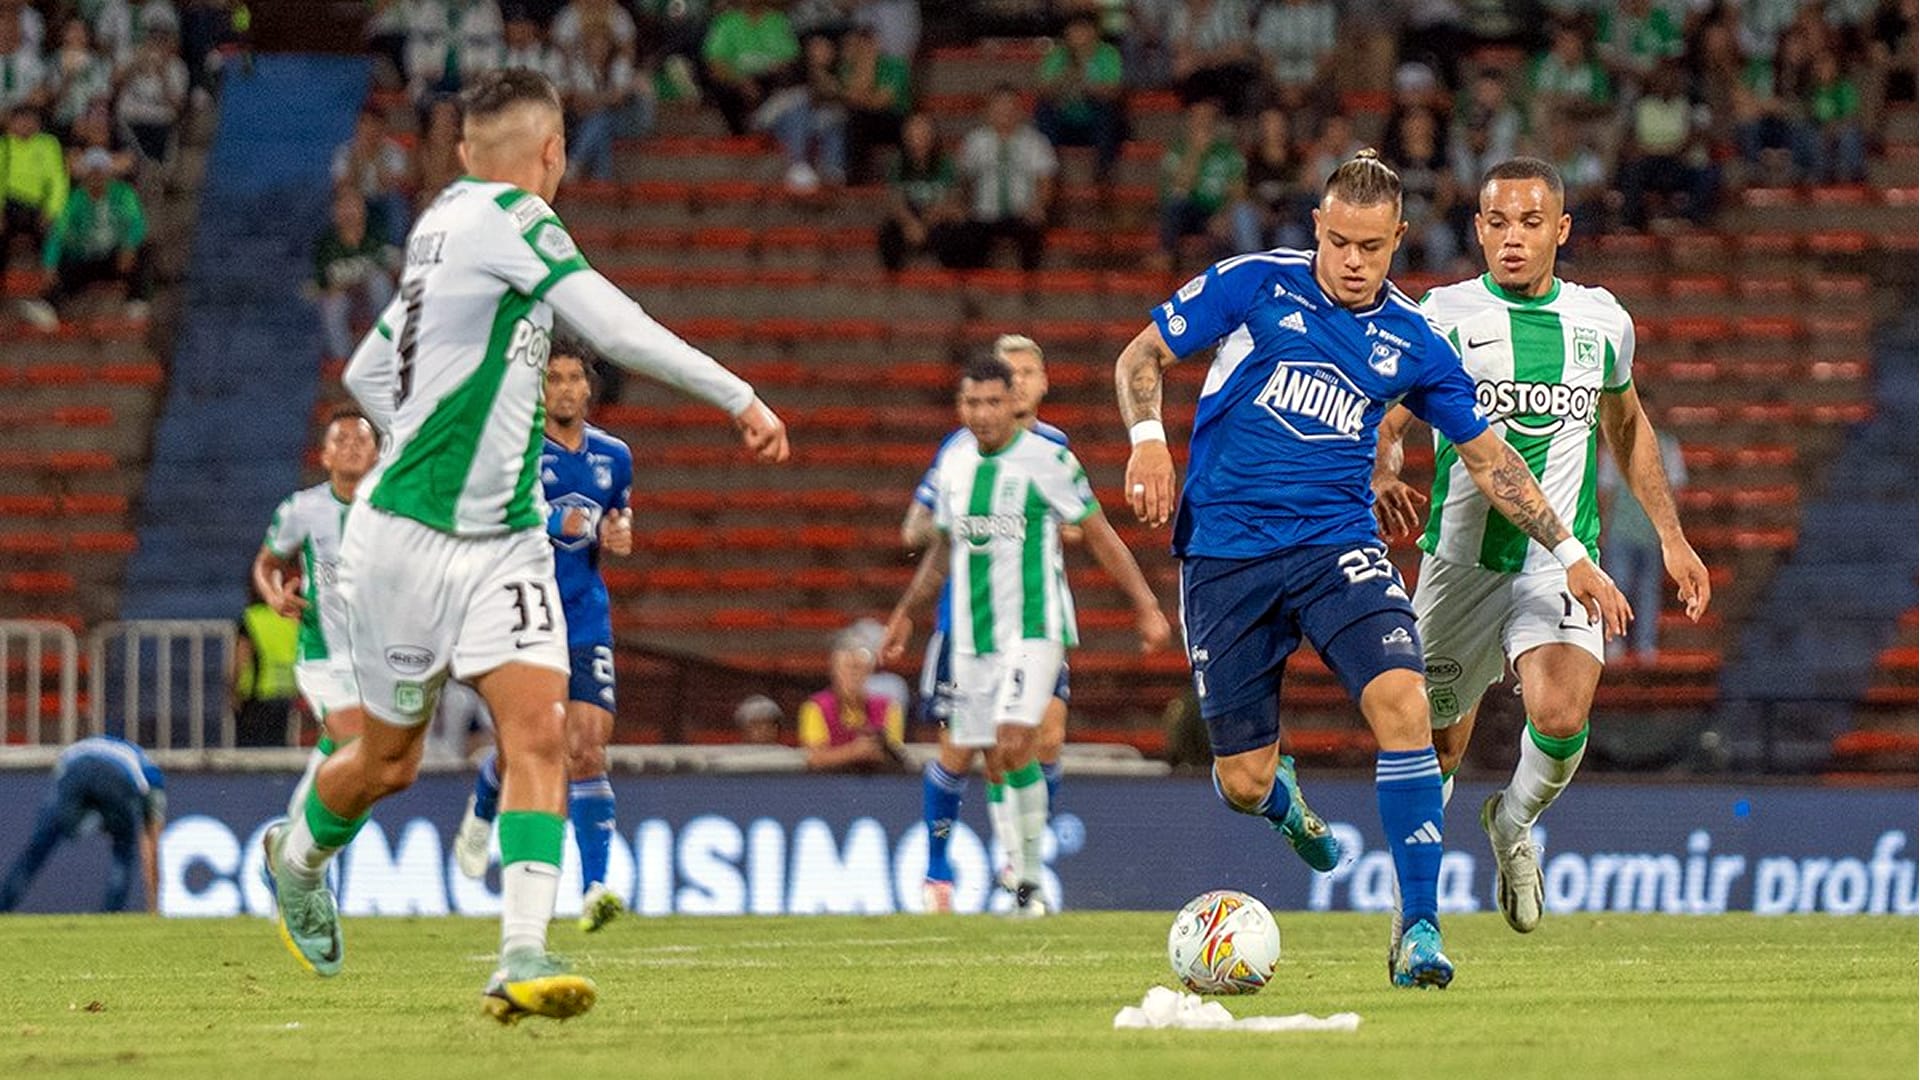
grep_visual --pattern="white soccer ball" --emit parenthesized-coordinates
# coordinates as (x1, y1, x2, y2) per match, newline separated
(1166, 889, 1281, 995)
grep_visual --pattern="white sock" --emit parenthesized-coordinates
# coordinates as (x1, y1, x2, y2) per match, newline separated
(1440, 774, 1455, 810)
(280, 811, 336, 888)
(1008, 775, 1050, 886)
(1498, 722, 1587, 837)
(287, 747, 327, 823)
(986, 785, 1017, 878)
(500, 860, 560, 957)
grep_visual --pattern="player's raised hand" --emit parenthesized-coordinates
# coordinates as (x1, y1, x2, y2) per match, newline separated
(734, 396, 790, 463)
(600, 508, 634, 556)
(879, 612, 912, 665)
(1565, 559, 1633, 640)
(1371, 475, 1428, 541)
(1135, 606, 1172, 653)
(264, 572, 307, 620)
(1125, 439, 1177, 528)
(1664, 540, 1712, 621)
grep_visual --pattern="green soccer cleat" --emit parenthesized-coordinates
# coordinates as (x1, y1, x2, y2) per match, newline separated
(261, 819, 344, 978)
(577, 882, 625, 933)
(1391, 918, 1454, 989)
(1481, 793, 1544, 933)
(482, 949, 598, 1025)
(1270, 755, 1342, 873)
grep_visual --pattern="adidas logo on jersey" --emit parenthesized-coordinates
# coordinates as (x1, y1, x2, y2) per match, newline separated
(1277, 310, 1308, 334)
(1256, 362, 1366, 442)
(1403, 821, 1443, 845)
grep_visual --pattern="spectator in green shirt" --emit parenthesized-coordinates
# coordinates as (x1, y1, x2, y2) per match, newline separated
(23, 147, 150, 330)
(840, 25, 910, 185)
(1527, 20, 1612, 135)
(1155, 98, 1242, 270)
(311, 185, 398, 359)
(701, 0, 799, 135)
(1797, 47, 1866, 182)
(877, 111, 964, 271)
(1034, 13, 1125, 180)
(2, 105, 68, 274)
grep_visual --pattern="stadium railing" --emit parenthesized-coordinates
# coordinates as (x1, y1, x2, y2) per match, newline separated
(0, 621, 80, 745)
(87, 620, 236, 750)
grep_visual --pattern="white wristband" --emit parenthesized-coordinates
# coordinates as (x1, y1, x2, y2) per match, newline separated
(1551, 537, 1589, 569)
(1128, 420, 1167, 446)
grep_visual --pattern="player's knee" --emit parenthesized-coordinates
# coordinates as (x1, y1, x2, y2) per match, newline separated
(995, 726, 1036, 765)
(1527, 702, 1587, 739)
(1359, 671, 1431, 750)
(1212, 759, 1271, 811)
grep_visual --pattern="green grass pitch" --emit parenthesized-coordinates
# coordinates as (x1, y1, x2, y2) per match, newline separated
(1, 913, 1912, 1078)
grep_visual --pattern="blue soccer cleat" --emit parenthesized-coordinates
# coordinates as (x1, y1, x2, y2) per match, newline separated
(1270, 755, 1342, 872)
(1391, 918, 1454, 989)
(261, 819, 344, 978)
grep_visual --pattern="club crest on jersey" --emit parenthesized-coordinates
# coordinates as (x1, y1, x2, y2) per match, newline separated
(1368, 342, 1401, 377)
(1256, 362, 1367, 441)
(548, 491, 604, 552)
(1572, 325, 1602, 369)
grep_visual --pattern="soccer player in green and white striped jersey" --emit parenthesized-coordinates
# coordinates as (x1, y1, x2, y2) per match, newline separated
(260, 70, 788, 1023)
(1373, 157, 1711, 943)
(253, 407, 378, 823)
(883, 357, 1170, 915)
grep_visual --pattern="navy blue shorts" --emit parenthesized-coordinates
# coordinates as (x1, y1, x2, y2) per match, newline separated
(917, 629, 1070, 725)
(1180, 544, 1422, 758)
(568, 643, 616, 712)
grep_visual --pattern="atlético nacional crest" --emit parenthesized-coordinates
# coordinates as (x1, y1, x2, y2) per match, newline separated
(1573, 325, 1602, 369)
(1368, 342, 1401, 377)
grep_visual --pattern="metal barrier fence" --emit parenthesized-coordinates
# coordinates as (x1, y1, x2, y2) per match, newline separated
(0, 621, 80, 745)
(87, 620, 236, 750)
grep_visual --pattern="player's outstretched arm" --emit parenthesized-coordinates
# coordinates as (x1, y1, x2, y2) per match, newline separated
(1077, 506, 1172, 653)
(1599, 386, 1710, 621)
(1114, 323, 1183, 527)
(546, 269, 789, 463)
(1455, 429, 1633, 638)
(881, 533, 951, 664)
(1371, 404, 1427, 541)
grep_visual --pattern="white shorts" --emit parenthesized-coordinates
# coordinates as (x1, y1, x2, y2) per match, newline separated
(1413, 554, 1605, 729)
(295, 658, 360, 721)
(339, 508, 569, 727)
(948, 640, 1065, 749)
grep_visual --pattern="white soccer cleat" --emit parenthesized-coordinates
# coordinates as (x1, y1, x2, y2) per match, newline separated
(1481, 793, 1544, 933)
(921, 879, 953, 914)
(453, 795, 493, 880)
(1010, 882, 1050, 918)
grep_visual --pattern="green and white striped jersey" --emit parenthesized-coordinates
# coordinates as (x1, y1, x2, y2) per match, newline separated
(262, 482, 352, 663)
(931, 428, 1099, 655)
(1418, 274, 1635, 574)
(361, 178, 590, 537)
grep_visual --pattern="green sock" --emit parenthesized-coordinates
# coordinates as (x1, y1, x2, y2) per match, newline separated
(497, 810, 566, 867)
(302, 787, 368, 849)
(1527, 720, 1589, 760)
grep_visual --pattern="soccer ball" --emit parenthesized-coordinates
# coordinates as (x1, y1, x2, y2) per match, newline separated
(1166, 890, 1281, 995)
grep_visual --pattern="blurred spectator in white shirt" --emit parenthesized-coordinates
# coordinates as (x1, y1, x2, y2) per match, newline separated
(550, 0, 637, 60)
(851, 0, 918, 61)
(563, 25, 639, 182)
(403, 0, 503, 103)
(500, 8, 565, 81)
(48, 20, 115, 138)
(0, 13, 47, 113)
(332, 106, 415, 244)
(951, 85, 1057, 270)
(113, 19, 189, 162)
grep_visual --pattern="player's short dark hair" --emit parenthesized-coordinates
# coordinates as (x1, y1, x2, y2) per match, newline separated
(548, 336, 601, 390)
(1480, 156, 1565, 200)
(1324, 148, 1402, 209)
(326, 404, 370, 430)
(460, 68, 563, 122)
(960, 356, 1014, 389)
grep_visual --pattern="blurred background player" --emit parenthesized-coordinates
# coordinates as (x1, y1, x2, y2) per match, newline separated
(0, 736, 165, 914)
(899, 334, 1076, 910)
(1116, 150, 1630, 989)
(253, 407, 380, 821)
(1372, 156, 1709, 941)
(261, 70, 787, 1024)
(885, 357, 1170, 916)
(455, 342, 636, 934)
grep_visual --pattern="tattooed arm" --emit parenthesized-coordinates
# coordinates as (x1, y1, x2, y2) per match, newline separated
(1455, 429, 1634, 638)
(1115, 323, 1183, 527)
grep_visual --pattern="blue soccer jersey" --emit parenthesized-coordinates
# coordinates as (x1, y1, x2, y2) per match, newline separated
(541, 424, 633, 648)
(1150, 249, 1488, 559)
(913, 419, 1070, 635)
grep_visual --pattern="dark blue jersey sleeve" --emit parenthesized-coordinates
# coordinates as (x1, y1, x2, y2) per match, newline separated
(610, 439, 633, 513)
(1149, 256, 1268, 358)
(1401, 326, 1488, 445)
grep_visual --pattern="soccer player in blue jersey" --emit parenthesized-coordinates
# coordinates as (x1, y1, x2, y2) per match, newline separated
(454, 341, 635, 933)
(0, 736, 166, 913)
(900, 335, 1073, 913)
(1113, 150, 1631, 988)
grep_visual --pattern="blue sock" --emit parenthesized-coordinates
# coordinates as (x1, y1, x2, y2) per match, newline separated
(471, 750, 501, 823)
(1040, 760, 1062, 813)
(1212, 763, 1293, 827)
(1376, 748, 1445, 927)
(569, 775, 617, 891)
(922, 761, 966, 883)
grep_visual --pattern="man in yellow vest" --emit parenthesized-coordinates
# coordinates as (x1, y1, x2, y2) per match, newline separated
(233, 586, 299, 747)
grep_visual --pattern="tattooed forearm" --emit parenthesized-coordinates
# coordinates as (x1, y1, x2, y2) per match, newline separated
(1115, 328, 1173, 426)
(1483, 442, 1571, 549)
(894, 534, 949, 616)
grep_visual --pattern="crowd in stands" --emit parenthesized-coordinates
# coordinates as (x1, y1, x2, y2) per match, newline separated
(1, 0, 237, 330)
(347, 0, 1913, 284)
